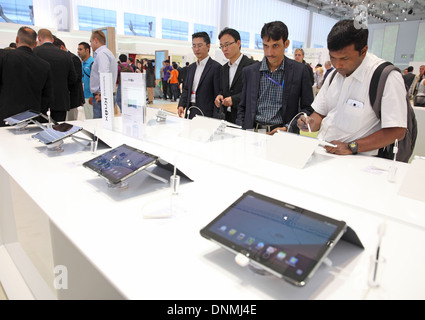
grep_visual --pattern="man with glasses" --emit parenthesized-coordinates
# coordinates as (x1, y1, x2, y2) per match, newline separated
(178, 32, 221, 119)
(215, 28, 256, 124)
(77, 42, 94, 119)
(236, 21, 314, 133)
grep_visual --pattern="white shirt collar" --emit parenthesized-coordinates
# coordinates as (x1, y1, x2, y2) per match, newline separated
(228, 53, 243, 68)
(197, 56, 210, 66)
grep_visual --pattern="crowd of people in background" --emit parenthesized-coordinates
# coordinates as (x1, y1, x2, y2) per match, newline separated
(0, 19, 422, 160)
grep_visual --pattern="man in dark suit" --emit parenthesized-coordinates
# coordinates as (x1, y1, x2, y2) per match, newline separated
(294, 48, 314, 86)
(0, 26, 53, 126)
(237, 21, 314, 133)
(403, 66, 415, 90)
(178, 32, 221, 119)
(34, 29, 77, 122)
(53, 36, 84, 121)
(322, 60, 334, 86)
(215, 28, 256, 124)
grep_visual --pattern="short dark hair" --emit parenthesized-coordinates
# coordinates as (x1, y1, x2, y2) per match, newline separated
(17, 26, 37, 47)
(327, 19, 368, 53)
(407, 66, 414, 72)
(53, 36, 65, 48)
(192, 32, 210, 45)
(261, 21, 289, 42)
(79, 42, 91, 53)
(218, 28, 241, 42)
(119, 54, 127, 63)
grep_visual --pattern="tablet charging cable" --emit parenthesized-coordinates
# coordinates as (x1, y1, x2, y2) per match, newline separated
(388, 139, 398, 183)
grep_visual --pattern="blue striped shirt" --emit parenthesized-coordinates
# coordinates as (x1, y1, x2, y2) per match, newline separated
(255, 57, 285, 125)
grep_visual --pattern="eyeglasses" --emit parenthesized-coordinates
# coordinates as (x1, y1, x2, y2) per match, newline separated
(192, 43, 206, 49)
(219, 42, 236, 50)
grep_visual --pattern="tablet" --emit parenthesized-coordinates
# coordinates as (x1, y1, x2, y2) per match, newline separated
(200, 191, 347, 287)
(3, 110, 42, 126)
(83, 144, 159, 185)
(32, 123, 82, 145)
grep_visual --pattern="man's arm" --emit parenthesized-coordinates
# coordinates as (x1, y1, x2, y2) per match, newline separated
(235, 69, 248, 127)
(325, 127, 406, 155)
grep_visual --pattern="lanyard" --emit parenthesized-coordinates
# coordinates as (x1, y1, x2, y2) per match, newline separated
(265, 74, 284, 89)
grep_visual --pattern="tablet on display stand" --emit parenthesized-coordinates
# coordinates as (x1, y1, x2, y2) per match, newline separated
(32, 123, 84, 153)
(200, 190, 363, 287)
(83, 144, 167, 189)
(3, 110, 53, 132)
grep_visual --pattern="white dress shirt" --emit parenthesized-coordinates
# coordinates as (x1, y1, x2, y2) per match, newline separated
(90, 45, 118, 94)
(191, 56, 210, 103)
(313, 52, 407, 156)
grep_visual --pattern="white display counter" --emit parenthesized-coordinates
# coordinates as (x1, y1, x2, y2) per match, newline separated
(1, 111, 425, 300)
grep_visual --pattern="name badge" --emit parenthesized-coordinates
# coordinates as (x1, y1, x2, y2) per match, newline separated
(347, 99, 364, 109)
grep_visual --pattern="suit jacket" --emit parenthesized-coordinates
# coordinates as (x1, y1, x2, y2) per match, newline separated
(403, 72, 415, 90)
(219, 55, 256, 124)
(178, 57, 221, 119)
(68, 51, 84, 109)
(237, 56, 314, 131)
(0, 46, 53, 126)
(34, 43, 77, 113)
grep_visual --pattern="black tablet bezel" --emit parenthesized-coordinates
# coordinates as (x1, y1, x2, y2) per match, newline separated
(32, 123, 83, 145)
(200, 190, 347, 287)
(3, 110, 42, 126)
(82, 144, 159, 185)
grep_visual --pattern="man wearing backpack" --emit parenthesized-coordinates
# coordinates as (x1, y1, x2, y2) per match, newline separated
(298, 19, 410, 161)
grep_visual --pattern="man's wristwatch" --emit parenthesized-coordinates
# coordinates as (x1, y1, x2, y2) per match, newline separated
(348, 141, 358, 155)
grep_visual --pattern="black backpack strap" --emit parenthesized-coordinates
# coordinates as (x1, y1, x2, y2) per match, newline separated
(369, 62, 398, 119)
(328, 69, 338, 86)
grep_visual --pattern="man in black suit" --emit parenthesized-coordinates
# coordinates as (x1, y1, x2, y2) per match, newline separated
(237, 21, 314, 133)
(178, 32, 221, 119)
(294, 48, 314, 86)
(403, 66, 415, 90)
(53, 36, 84, 121)
(215, 28, 256, 124)
(0, 26, 53, 126)
(34, 29, 77, 122)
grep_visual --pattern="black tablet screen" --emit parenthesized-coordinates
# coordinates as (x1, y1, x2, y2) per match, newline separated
(83, 144, 158, 184)
(4, 110, 41, 125)
(201, 191, 346, 285)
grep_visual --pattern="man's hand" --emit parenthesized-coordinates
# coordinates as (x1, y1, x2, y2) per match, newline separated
(178, 106, 185, 118)
(94, 93, 101, 103)
(324, 141, 352, 155)
(267, 126, 287, 135)
(215, 95, 224, 108)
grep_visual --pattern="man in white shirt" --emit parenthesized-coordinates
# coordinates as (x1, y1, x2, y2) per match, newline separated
(89, 30, 118, 119)
(178, 32, 221, 119)
(214, 28, 256, 124)
(298, 19, 407, 157)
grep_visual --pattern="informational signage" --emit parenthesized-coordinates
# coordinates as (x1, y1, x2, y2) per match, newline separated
(121, 72, 146, 139)
(100, 73, 115, 131)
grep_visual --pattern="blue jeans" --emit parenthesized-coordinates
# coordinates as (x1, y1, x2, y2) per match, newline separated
(93, 94, 117, 119)
(93, 98, 102, 119)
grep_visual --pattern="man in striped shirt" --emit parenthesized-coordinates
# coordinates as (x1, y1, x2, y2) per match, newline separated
(237, 21, 314, 133)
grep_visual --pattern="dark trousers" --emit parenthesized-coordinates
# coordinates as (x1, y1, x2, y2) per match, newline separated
(162, 80, 171, 99)
(170, 83, 179, 101)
